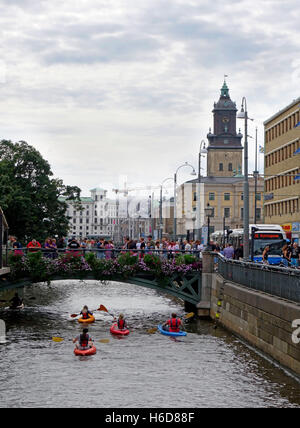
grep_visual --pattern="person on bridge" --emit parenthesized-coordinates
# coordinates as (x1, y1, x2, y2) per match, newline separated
(163, 313, 183, 333)
(73, 328, 93, 350)
(27, 239, 41, 252)
(80, 305, 94, 320)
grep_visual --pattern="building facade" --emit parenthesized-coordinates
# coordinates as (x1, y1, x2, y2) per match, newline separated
(177, 81, 264, 240)
(264, 97, 300, 241)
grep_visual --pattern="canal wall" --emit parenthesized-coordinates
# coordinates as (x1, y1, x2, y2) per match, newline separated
(210, 270, 300, 376)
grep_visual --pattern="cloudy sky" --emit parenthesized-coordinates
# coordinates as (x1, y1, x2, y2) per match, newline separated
(0, 0, 299, 198)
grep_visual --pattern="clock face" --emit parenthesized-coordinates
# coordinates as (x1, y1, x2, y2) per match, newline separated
(222, 117, 229, 123)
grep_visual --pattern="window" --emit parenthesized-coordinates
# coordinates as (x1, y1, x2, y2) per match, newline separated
(224, 193, 230, 201)
(228, 163, 232, 171)
(255, 193, 261, 201)
(209, 192, 215, 201)
(193, 192, 197, 201)
(73, 218, 76, 224)
(219, 163, 223, 171)
(256, 208, 261, 220)
(224, 208, 230, 218)
(241, 208, 243, 219)
(241, 192, 244, 201)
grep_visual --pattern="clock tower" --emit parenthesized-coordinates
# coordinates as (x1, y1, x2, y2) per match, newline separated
(206, 80, 243, 177)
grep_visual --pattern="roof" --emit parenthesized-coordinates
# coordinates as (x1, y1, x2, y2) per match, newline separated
(90, 187, 106, 192)
(264, 97, 300, 125)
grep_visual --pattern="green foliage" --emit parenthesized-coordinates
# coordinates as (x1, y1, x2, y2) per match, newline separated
(117, 252, 138, 266)
(175, 254, 198, 265)
(0, 139, 82, 242)
(143, 254, 161, 268)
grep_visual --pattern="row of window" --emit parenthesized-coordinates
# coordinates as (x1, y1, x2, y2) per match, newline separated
(201, 207, 261, 219)
(194, 192, 261, 201)
(265, 139, 300, 168)
(265, 111, 299, 143)
(218, 163, 233, 172)
(265, 198, 299, 217)
(265, 168, 300, 191)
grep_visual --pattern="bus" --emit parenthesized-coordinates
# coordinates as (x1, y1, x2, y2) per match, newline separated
(212, 224, 287, 265)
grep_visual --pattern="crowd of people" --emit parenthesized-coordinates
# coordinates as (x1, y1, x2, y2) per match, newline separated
(6, 234, 300, 267)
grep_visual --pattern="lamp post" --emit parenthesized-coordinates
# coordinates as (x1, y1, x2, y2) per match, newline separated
(253, 126, 259, 224)
(204, 203, 214, 250)
(196, 140, 208, 241)
(237, 97, 253, 260)
(173, 162, 197, 241)
(159, 177, 173, 240)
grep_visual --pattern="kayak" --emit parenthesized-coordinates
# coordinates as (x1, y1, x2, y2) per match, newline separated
(9, 303, 24, 310)
(74, 346, 97, 356)
(110, 323, 130, 336)
(157, 324, 187, 337)
(78, 315, 95, 324)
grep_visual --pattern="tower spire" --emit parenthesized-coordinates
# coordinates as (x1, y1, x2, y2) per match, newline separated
(221, 76, 229, 97)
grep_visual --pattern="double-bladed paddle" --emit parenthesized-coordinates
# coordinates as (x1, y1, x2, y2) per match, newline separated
(147, 312, 195, 334)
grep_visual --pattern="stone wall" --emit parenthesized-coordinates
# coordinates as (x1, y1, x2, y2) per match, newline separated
(211, 273, 300, 376)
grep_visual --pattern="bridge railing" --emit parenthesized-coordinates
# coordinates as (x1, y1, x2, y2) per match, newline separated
(217, 253, 300, 304)
(7, 247, 202, 259)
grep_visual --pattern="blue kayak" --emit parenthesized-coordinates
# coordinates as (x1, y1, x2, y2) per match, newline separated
(157, 324, 187, 337)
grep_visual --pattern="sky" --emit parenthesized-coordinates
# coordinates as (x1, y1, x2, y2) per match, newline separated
(0, 0, 299, 199)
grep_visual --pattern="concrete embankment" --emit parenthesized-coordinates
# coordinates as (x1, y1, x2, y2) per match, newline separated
(210, 272, 300, 376)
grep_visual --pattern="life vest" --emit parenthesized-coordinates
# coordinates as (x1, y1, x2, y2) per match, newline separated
(81, 311, 92, 319)
(79, 333, 90, 348)
(118, 319, 126, 330)
(168, 317, 181, 332)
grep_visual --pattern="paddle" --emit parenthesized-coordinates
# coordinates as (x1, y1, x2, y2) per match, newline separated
(98, 304, 115, 318)
(52, 336, 110, 344)
(147, 312, 195, 334)
(70, 305, 102, 318)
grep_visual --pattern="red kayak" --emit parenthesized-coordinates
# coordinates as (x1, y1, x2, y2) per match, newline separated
(110, 323, 130, 336)
(74, 346, 97, 356)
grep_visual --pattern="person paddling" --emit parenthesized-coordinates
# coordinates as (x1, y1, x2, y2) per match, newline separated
(163, 313, 183, 333)
(73, 328, 93, 350)
(10, 292, 23, 309)
(80, 305, 93, 320)
(114, 313, 127, 330)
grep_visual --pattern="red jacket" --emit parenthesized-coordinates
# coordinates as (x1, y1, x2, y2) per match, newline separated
(167, 317, 182, 332)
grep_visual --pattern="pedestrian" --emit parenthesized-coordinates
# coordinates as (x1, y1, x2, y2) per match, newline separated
(290, 242, 299, 268)
(223, 243, 234, 259)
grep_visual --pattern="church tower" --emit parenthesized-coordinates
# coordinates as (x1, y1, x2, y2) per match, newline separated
(206, 80, 243, 177)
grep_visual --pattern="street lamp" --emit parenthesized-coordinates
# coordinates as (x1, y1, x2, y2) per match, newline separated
(196, 140, 208, 241)
(173, 162, 197, 241)
(253, 126, 259, 224)
(204, 203, 214, 250)
(159, 177, 173, 240)
(237, 97, 253, 260)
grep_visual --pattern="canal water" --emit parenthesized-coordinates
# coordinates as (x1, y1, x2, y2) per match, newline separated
(0, 280, 299, 408)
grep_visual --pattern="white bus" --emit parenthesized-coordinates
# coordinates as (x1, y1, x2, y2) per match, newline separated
(212, 224, 287, 265)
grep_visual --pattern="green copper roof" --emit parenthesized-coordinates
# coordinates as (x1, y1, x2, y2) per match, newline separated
(221, 80, 229, 97)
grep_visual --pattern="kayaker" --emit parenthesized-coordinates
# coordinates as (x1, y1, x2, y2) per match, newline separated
(10, 292, 23, 309)
(73, 328, 93, 350)
(80, 305, 94, 320)
(163, 313, 182, 333)
(114, 313, 127, 330)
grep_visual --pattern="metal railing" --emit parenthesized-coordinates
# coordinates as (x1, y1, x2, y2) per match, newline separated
(217, 254, 300, 304)
(7, 247, 203, 260)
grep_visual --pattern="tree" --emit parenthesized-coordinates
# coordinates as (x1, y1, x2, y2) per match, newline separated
(0, 140, 82, 243)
